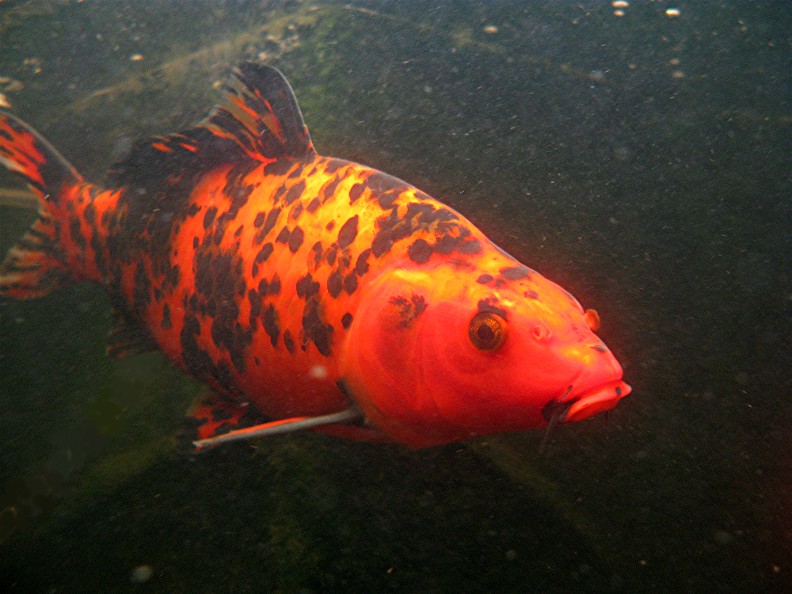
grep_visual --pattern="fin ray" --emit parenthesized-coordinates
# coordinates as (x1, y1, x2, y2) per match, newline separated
(106, 300, 159, 358)
(108, 63, 315, 194)
(0, 112, 80, 298)
(193, 408, 362, 450)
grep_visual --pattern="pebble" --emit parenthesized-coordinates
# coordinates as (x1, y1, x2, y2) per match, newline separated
(714, 530, 733, 545)
(130, 564, 153, 583)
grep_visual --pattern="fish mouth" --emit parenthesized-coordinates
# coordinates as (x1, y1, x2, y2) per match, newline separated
(541, 380, 631, 425)
(562, 380, 631, 423)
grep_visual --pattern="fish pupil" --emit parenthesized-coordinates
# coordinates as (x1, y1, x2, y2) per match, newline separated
(477, 324, 495, 343)
(469, 312, 507, 351)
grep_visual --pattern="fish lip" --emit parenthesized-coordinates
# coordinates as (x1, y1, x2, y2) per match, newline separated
(560, 380, 632, 423)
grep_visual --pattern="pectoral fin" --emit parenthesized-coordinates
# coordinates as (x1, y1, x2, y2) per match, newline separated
(192, 407, 362, 451)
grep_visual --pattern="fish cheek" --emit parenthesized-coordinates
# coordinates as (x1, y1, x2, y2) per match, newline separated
(340, 289, 427, 425)
(370, 297, 424, 387)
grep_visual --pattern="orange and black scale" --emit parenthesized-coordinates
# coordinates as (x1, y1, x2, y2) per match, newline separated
(2, 63, 535, 421)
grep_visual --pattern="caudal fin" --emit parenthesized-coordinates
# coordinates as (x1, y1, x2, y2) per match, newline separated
(0, 111, 82, 298)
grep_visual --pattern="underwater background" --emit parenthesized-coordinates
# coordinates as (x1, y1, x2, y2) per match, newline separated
(0, 1, 789, 592)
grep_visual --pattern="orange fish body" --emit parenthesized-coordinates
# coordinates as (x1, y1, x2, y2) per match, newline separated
(0, 63, 629, 449)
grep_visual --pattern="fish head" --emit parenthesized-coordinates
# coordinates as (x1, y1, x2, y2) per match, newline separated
(339, 261, 630, 448)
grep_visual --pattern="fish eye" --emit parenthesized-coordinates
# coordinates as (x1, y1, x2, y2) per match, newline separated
(468, 312, 507, 351)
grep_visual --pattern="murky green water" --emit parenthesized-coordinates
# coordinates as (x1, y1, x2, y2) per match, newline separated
(1, 1, 789, 592)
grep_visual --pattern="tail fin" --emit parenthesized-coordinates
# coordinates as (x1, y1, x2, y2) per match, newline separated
(0, 111, 82, 298)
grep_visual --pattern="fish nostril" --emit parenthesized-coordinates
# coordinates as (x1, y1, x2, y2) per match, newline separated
(584, 308, 600, 331)
(531, 323, 551, 341)
(590, 343, 608, 353)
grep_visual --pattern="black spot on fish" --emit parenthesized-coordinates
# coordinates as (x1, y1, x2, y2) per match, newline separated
(371, 232, 393, 258)
(288, 226, 304, 253)
(254, 211, 266, 227)
(434, 235, 457, 255)
(262, 304, 279, 347)
(203, 206, 217, 229)
(84, 203, 96, 225)
(459, 239, 482, 254)
(349, 183, 365, 204)
(276, 226, 290, 244)
(367, 171, 402, 196)
(355, 248, 371, 275)
(284, 180, 305, 205)
(257, 274, 282, 298)
(269, 273, 281, 295)
(161, 303, 172, 329)
(337, 215, 359, 249)
(69, 219, 86, 249)
(263, 159, 292, 176)
(283, 329, 295, 354)
(341, 312, 353, 329)
(343, 273, 358, 295)
(408, 239, 432, 264)
(500, 265, 531, 280)
(322, 176, 342, 202)
(389, 294, 427, 328)
(180, 314, 212, 376)
(326, 244, 338, 266)
(90, 232, 106, 276)
(296, 273, 320, 299)
(327, 270, 343, 298)
(477, 274, 493, 284)
(324, 160, 345, 175)
(248, 289, 262, 326)
(377, 190, 400, 210)
(264, 207, 281, 235)
(302, 300, 333, 356)
(255, 243, 273, 264)
(133, 262, 150, 315)
(307, 197, 321, 213)
(311, 241, 323, 267)
(477, 297, 507, 320)
(290, 202, 304, 220)
(370, 207, 414, 258)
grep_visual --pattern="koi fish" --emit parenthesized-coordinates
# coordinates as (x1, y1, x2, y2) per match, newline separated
(0, 63, 630, 449)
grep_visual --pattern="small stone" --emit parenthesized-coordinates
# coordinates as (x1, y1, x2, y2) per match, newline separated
(130, 565, 153, 583)
(714, 530, 733, 545)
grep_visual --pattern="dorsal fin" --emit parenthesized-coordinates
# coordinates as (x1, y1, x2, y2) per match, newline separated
(108, 63, 315, 190)
(206, 62, 315, 161)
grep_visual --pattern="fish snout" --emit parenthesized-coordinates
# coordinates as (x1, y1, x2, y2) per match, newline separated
(543, 342, 631, 424)
(562, 379, 631, 422)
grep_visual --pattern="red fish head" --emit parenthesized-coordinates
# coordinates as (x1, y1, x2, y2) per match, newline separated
(339, 263, 630, 448)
